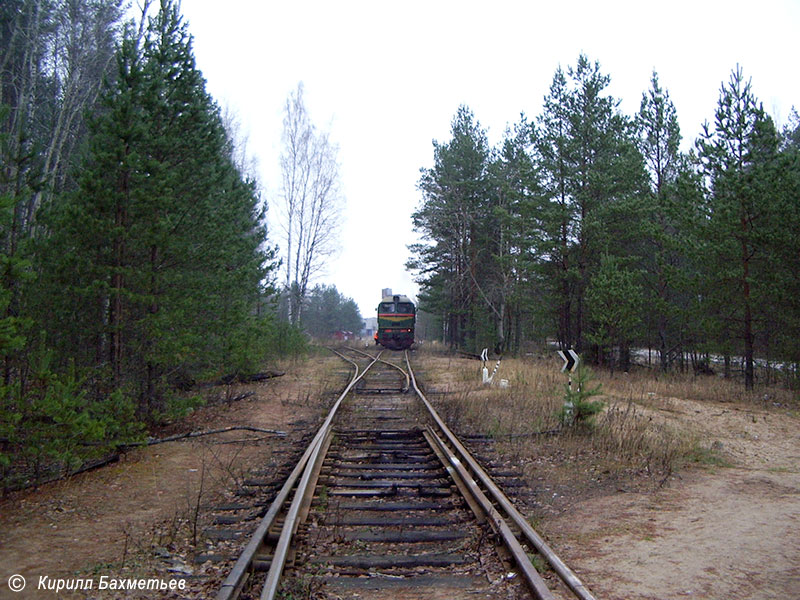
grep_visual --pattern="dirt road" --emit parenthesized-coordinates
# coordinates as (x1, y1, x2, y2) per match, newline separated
(547, 395, 800, 599)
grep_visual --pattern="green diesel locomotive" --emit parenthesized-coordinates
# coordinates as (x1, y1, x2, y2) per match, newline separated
(375, 294, 415, 350)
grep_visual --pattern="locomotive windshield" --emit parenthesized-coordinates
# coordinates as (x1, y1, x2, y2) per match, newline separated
(379, 301, 414, 314)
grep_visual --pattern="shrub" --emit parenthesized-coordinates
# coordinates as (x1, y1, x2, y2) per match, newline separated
(558, 365, 604, 427)
(0, 359, 143, 491)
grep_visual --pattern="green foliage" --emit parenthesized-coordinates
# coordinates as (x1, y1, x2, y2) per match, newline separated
(685, 445, 732, 468)
(695, 66, 784, 387)
(152, 392, 204, 424)
(33, 0, 277, 420)
(768, 118, 800, 371)
(0, 356, 143, 490)
(585, 255, 642, 370)
(535, 54, 649, 354)
(301, 284, 363, 338)
(558, 365, 604, 427)
(408, 105, 498, 351)
(634, 71, 698, 372)
(268, 319, 310, 357)
(0, 0, 293, 487)
(408, 56, 800, 387)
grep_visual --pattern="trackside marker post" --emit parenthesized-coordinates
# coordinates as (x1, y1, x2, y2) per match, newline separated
(488, 356, 502, 383)
(480, 348, 502, 385)
(558, 349, 580, 423)
(557, 348, 579, 373)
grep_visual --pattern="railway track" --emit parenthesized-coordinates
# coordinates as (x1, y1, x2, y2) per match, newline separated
(215, 348, 596, 600)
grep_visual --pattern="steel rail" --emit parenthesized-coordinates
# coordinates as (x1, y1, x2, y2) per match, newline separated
(405, 351, 598, 600)
(220, 349, 596, 600)
(424, 426, 554, 600)
(259, 350, 381, 600)
(342, 345, 410, 391)
(216, 351, 378, 600)
(260, 428, 331, 599)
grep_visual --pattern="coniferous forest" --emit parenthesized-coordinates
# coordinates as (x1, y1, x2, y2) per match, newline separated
(0, 0, 310, 487)
(408, 57, 800, 390)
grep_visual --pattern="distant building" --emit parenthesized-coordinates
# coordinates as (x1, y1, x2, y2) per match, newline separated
(362, 317, 378, 338)
(333, 331, 354, 341)
(381, 288, 392, 298)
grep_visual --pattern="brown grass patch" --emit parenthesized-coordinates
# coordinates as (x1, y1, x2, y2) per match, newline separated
(411, 343, 777, 495)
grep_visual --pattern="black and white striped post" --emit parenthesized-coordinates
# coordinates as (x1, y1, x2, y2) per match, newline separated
(481, 348, 503, 385)
(558, 349, 580, 422)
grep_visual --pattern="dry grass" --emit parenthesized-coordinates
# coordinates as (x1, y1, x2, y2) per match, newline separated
(425, 358, 564, 438)
(412, 343, 789, 493)
(591, 365, 797, 407)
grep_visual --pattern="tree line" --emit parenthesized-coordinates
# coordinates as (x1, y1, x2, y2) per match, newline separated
(298, 284, 362, 339)
(0, 0, 342, 488)
(409, 54, 800, 389)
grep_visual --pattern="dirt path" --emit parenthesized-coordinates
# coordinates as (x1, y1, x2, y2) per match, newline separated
(546, 394, 800, 599)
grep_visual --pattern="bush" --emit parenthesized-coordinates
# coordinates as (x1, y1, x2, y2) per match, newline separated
(270, 320, 309, 357)
(558, 365, 604, 427)
(0, 360, 143, 491)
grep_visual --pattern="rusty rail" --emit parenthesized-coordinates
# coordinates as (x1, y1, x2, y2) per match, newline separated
(215, 350, 377, 600)
(218, 349, 597, 600)
(406, 351, 598, 600)
(342, 345, 410, 391)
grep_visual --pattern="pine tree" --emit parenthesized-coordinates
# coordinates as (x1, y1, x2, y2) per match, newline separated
(486, 117, 539, 353)
(636, 71, 695, 371)
(533, 55, 648, 357)
(409, 106, 492, 350)
(534, 66, 576, 349)
(37, 0, 272, 417)
(302, 285, 363, 338)
(758, 111, 800, 382)
(585, 254, 642, 372)
(696, 66, 781, 389)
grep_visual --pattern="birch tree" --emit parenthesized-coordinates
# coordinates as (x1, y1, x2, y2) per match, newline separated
(279, 82, 342, 325)
(1, 0, 124, 233)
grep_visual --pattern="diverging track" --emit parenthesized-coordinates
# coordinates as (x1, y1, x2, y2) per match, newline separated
(216, 348, 597, 600)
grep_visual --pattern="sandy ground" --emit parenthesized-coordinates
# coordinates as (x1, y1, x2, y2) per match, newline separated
(545, 394, 800, 600)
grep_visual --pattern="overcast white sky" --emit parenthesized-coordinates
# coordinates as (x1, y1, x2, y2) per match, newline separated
(178, 0, 799, 318)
